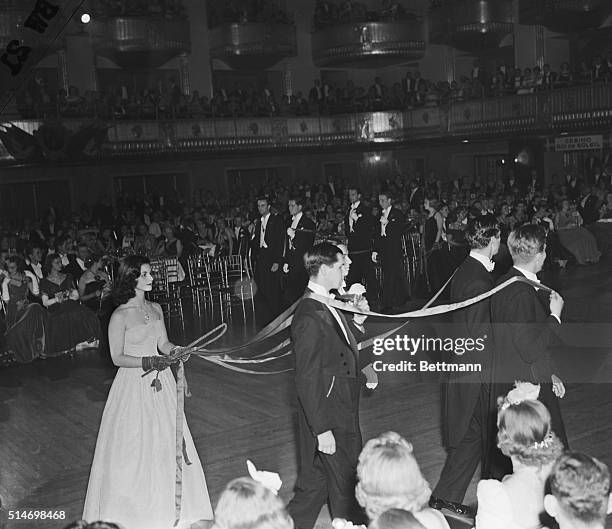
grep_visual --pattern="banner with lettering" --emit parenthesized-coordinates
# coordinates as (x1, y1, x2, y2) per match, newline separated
(0, 0, 86, 117)
(554, 134, 603, 152)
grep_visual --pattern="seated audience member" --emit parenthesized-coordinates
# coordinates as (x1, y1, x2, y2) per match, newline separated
(2, 256, 48, 362)
(554, 200, 601, 264)
(355, 431, 450, 529)
(212, 477, 293, 529)
(78, 255, 111, 313)
(475, 383, 564, 529)
(157, 226, 184, 259)
(545, 452, 612, 529)
(134, 223, 157, 256)
(25, 245, 44, 284)
(40, 253, 100, 355)
(368, 509, 427, 529)
(65, 242, 91, 282)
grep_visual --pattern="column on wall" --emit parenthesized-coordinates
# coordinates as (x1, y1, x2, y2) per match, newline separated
(183, 0, 213, 98)
(514, 24, 569, 70)
(290, 2, 318, 98)
(57, 48, 69, 93)
(66, 33, 97, 94)
(178, 52, 191, 96)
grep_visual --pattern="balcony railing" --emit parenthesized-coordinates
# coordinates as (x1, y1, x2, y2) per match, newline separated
(2, 83, 612, 163)
(312, 20, 426, 68)
(88, 16, 191, 68)
(209, 22, 297, 70)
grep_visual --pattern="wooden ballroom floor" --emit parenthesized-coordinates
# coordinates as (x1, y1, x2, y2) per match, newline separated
(1, 258, 611, 529)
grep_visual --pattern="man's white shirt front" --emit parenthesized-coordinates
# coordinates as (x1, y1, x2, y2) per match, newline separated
(308, 281, 351, 346)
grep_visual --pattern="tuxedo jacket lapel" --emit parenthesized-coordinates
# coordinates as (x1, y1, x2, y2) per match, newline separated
(306, 289, 359, 359)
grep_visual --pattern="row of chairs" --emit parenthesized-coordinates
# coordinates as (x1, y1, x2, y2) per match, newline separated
(146, 232, 426, 330)
(146, 254, 255, 330)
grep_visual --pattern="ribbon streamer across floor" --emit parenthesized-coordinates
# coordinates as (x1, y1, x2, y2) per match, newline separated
(163, 274, 552, 523)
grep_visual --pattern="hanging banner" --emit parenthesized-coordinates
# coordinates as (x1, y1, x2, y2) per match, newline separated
(0, 0, 86, 117)
(554, 134, 603, 152)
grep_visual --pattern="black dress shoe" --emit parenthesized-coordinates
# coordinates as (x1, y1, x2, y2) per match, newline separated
(428, 496, 474, 517)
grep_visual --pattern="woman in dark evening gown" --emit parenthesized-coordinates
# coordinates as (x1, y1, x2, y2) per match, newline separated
(78, 255, 111, 313)
(2, 256, 48, 363)
(40, 253, 101, 355)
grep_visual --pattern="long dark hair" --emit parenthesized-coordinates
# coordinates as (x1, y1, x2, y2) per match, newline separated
(43, 252, 60, 276)
(112, 255, 150, 305)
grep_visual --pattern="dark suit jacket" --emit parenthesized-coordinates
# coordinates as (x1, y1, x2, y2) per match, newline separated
(292, 294, 361, 437)
(250, 214, 285, 265)
(286, 214, 316, 266)
(490, 267, 561, 384)
(408, 187, 424, 212)
(579, 194, 600, 225)
(374, 207, 404, 259)
(344, 203, 375, 253)
(63, 257, 87, 283)
(443, 255, 493, 447)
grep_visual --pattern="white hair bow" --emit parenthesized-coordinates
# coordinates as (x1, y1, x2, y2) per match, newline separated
(501, 381, 541, 410)
(246, 460, 282, 495)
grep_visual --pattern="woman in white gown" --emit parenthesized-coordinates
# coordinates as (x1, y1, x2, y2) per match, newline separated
(475, 383, 564, 529)
(83, 255, 213, 529)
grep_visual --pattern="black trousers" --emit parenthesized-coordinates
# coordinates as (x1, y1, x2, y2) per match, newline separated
(345, 251, 378, 304)
(433, 384, 492, 503)
(254, 251, 282, 325)
(288, 384, 365, 529)
(287, 429, 364, 529)
(380, 253, 407, 308)
(285, 255, 308, 306)
(487, 382, 569, 480)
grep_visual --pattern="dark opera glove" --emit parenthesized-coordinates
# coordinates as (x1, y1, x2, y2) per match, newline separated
(141, 355, 173, 372)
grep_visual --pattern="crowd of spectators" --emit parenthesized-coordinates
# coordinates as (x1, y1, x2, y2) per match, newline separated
(206, 0, 294, 28)
(313, 0, 413, 29)
(91, 0, 185, 18)
(14, 52, 612, 122)
(1, 159, 611, 361)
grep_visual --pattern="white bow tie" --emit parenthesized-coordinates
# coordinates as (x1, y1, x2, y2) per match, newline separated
(482, 259, 495, 272)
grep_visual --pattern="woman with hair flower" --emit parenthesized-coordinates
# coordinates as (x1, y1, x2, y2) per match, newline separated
(475, 383, 564, 529)
(213, 476, 293, 529)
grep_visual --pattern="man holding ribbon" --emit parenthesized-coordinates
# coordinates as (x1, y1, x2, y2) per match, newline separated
(430, 214, 501, 515)
(287, 243, 370, 529)
(489, 223, 569, 478)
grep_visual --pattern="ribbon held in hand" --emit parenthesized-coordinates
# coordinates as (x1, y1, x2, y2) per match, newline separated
(246, 460, 282, 495)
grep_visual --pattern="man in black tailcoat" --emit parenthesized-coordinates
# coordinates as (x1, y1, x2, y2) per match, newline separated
(250, 197, 285, 325)
(344, 187, 378, 305)
(372, 190, 407, 312)
(430, 215, 501, 515)
(283, 196, 316, 305)
(489, 224, 568, 477)
(287, 243, 369, 529)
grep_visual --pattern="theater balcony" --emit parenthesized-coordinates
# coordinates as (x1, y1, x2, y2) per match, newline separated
(209, 22, 297, 70)
(2, 84, 612, 164)
(519, 0, 612, 33)
(429, 0, 513, 52)
(311, 19, 426, 68)
(88, 16, 191, 68)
